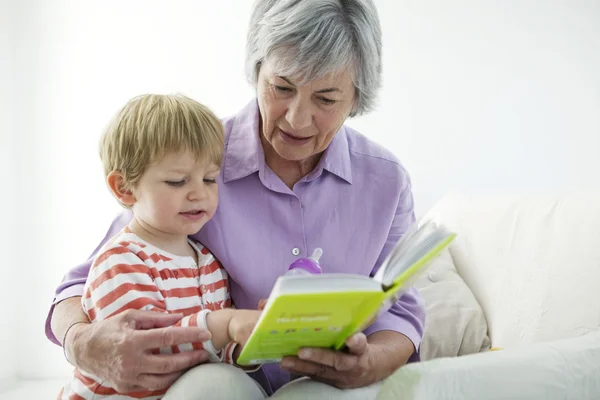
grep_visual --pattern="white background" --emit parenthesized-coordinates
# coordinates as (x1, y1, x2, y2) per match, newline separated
(1, 0, 599, 382)
(1, 0, 18, 389)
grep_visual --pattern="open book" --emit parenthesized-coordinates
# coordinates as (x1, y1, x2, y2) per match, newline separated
(236, 221, 456, 365)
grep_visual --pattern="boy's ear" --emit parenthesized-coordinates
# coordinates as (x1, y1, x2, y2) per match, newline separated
(107, 171, 136, 206)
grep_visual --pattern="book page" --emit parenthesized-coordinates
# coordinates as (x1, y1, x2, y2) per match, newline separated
(374, 222, 455, 289)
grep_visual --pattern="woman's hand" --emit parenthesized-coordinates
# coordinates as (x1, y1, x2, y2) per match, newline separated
(66, 309, 211, 393)
(279, 332, 379, 389)
(279, 331, 414, 389)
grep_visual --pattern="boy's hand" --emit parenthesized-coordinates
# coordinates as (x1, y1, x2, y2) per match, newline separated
(257, 298, 268, 310)
(228, 310, 262, 345)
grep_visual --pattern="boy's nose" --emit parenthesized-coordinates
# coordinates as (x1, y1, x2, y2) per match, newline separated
(188, 183, 208, 201)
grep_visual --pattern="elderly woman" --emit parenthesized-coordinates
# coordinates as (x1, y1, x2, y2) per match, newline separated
(46, 0, 424, 398)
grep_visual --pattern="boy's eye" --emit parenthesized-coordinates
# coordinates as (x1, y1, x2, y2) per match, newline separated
(166, 180, 185, 187)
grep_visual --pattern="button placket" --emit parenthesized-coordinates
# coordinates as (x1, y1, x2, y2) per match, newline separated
(288, 189, 307, 261)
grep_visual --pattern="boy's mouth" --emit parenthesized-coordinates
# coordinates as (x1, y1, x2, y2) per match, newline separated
(180, 209, 206, 220)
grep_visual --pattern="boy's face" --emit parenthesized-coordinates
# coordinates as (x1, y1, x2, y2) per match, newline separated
(131, 151, 220, 236)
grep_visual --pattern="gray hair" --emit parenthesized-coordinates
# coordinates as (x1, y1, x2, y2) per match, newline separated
(245, 0, 382, 117)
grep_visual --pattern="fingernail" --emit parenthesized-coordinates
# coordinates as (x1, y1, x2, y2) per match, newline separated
(347, 335, 358, 346)
(299, 349, 311, 359)
(281, 360, 295, 369)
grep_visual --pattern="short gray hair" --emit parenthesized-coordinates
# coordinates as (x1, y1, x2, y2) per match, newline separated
(245, 0, 382, 117)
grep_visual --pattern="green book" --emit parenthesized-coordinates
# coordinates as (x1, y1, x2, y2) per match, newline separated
(236, 221, 456, 366)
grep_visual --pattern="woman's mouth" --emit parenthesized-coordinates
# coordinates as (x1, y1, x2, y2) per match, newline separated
(278, 128, 313, 145)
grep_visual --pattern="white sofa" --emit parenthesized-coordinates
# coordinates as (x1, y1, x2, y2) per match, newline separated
(2, 192, 599, 399)
(378, 192, 600, 400)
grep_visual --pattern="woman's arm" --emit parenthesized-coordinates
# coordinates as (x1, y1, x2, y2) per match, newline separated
(280, 172, 425, 388)
(58, 301, 210, 393)
(362, 176, 425, 356)
(365, 330, 415, 380)
(48, 211, 211, 393)
(51, 296, 90, 349)
(46, 210, 133, 344)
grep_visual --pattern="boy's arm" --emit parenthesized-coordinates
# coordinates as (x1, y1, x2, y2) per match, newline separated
(194, 254, 262, 365)
(86, 246, 259, 361)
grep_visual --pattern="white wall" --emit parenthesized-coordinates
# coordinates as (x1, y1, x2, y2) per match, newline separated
(9, 0, 600, 379)
(362, 0, 600, 212)
(0, 0, 18, 388)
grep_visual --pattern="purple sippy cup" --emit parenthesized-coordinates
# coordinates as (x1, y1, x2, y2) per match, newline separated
(286, 248, 323, 276)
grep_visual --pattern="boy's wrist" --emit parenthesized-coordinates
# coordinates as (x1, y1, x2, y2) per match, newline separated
(224, 309, 238, 342)
(205, 308, 236, 350)
(232, 343, 242, 362)
(231, 344, 262, 371)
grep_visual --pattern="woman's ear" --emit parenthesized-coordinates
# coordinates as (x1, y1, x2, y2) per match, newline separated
(107, 171, 136, 206)
(349, 92, 360, 118)
(254, 60, 263, 86)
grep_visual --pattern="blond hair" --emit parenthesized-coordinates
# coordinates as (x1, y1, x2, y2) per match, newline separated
(99, 94, 224, 197)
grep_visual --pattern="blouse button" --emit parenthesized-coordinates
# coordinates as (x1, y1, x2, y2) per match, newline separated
(292, 247, 300, 256)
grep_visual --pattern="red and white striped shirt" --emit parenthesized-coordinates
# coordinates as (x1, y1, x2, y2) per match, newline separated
(59, 228, 236, 399)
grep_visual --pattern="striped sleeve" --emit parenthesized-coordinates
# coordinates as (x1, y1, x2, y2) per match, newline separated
(195, 254, 260, 370)
(197, 256, 232, 311)
(82, 245, 167, 321)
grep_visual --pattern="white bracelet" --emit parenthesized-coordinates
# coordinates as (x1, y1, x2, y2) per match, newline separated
(199, 309, 222, 362)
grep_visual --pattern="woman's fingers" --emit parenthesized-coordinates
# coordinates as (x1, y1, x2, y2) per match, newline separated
(120, 309, 185, 330)
(344, 332, 368, 356)
(142, 351, 210, 375)
(135, 372, 185, 391)
(297, 347, 358, 371)
(136, 325, 211, 349)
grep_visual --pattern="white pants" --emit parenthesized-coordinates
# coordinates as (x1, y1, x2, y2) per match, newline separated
(163, 363, 382, 399)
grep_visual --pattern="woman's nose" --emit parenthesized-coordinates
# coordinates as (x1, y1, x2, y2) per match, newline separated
(286, 98, 312, 131)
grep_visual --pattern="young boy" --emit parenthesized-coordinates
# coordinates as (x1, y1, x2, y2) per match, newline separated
(59, 94, 261, 399)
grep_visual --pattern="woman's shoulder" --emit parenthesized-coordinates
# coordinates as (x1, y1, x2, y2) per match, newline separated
(220, 100, 259, 141)
(343, 125, 410, 181)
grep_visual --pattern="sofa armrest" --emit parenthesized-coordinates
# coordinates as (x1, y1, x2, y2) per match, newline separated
(377, 330, 600, 400)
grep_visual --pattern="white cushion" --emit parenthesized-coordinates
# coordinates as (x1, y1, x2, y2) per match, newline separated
(414, 234, 490, 360)
(423, 192, 600, 348)
(377, 329, 600, 400)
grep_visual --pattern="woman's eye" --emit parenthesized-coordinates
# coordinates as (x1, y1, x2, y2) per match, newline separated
(166, 180, 185, 187)
(203, 178, 217, 184)
(319, 97, 336, 105)
(274, 85, 293, 93)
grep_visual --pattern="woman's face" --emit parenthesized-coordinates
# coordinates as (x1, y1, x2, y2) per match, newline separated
(256, 60, 356, 162)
